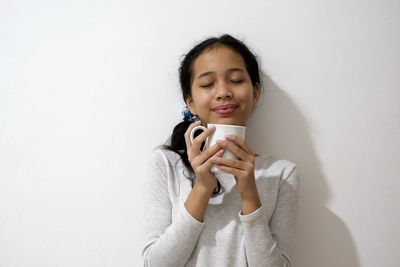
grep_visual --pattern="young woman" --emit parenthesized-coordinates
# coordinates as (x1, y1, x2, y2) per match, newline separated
(142, 34, 299, 267)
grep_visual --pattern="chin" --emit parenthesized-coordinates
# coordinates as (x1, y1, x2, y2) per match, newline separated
(209, 118, 245, 126)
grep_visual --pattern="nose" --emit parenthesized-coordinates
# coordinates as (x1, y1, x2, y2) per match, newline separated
(215, 81, 232, 100)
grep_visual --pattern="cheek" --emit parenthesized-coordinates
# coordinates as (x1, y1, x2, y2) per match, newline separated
(236, 89, 255, 104)
(192, 92, 212, 107)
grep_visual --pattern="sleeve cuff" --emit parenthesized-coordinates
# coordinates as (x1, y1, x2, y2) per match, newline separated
(181, 202, 205, 226)
(238, 205, 263, 223)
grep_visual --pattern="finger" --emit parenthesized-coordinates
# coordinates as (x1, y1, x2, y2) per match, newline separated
(217, 139, 249, 161)
(220, 136, 256, 162)
(225, 135, 255, 156)
(202, 149, 225, 170)
(214, 164, 246, 178)
(213, 156, 248, 171)
(184, 120, 202, 150)
(190, 126, 216, 153)
(192, 143, 223, 166)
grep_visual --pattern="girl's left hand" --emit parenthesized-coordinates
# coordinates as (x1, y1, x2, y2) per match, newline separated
(212, 135, 258, 195)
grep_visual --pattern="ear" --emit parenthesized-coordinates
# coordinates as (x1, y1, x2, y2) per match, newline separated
(252, 83, 261, 107)
(185, 96, 198, 115)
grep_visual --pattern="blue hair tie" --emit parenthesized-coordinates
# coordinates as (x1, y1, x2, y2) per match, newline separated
(182, 106, 198, 122)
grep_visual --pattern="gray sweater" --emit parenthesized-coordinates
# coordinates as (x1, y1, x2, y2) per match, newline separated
(142, 149, 299, 267)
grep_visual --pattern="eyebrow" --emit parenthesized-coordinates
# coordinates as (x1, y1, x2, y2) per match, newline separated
(196, 68, 245, 79)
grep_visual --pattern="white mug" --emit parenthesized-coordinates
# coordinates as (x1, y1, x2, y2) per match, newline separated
(190, 123, 246, 174)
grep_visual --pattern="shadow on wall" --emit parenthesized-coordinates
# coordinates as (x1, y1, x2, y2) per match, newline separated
(246, 73, 361, 267)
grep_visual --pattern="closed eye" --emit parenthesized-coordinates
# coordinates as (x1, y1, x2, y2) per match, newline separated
(231, 80, 243, 84)
(200, 83, 213, 88)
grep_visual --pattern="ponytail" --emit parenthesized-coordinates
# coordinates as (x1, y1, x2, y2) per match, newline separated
(163, 121, 192, 172)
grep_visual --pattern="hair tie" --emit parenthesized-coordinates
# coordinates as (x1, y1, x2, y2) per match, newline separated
(182, 106, 198, 122)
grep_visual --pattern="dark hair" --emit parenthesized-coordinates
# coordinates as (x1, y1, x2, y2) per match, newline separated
(163, 34, 261, 193)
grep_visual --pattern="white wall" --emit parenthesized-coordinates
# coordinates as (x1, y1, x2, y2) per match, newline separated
(1, 0, 399, 266)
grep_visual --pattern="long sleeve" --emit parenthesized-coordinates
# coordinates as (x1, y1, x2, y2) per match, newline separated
(239, 167, 299, 267)
(141, 150, 204, 267)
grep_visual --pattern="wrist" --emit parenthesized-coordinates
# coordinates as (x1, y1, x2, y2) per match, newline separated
(239, 185, 259, 200)
(184, 182, 213, 222)
(193, 182, 214, 198)
(240, 187, 261, 215)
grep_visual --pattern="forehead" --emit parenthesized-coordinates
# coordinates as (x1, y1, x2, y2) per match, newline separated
(192, 46, 246, 77)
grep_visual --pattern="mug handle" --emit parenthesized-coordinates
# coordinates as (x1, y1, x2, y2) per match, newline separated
(190, 125, 207, 145)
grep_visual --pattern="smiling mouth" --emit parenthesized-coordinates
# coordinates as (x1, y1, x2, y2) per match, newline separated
(213, 104, 238, 116)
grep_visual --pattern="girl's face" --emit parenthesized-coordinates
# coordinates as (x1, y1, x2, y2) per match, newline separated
(186, 46, 260, 126)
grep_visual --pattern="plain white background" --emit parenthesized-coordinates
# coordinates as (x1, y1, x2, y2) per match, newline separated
(1, 0, 399, 266)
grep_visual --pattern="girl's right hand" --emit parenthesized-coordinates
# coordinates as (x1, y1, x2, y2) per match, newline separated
(184, 120, 224, 194)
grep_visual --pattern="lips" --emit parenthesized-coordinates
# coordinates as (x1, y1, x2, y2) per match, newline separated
(213, 104, 239, 116)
